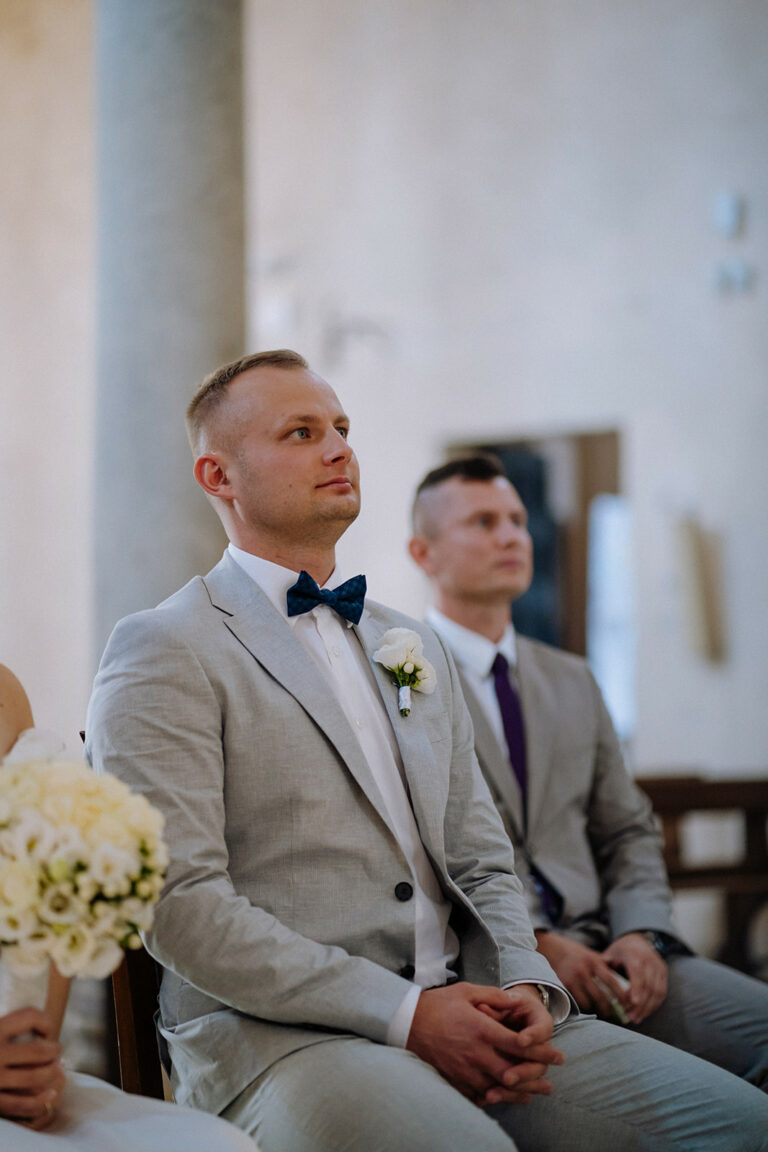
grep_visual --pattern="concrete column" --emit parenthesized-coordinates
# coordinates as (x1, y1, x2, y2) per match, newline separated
(95, 0, 244, 657)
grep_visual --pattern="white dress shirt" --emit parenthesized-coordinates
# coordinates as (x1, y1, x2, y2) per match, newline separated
(426, 609, 518, 741)
(228, 545, 459, 1046)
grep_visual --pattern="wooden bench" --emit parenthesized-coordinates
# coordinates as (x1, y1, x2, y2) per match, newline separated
(638, 775, 768, 975)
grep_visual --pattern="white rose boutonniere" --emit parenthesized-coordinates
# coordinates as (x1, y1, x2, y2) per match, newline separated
(373, 627, 437, 716)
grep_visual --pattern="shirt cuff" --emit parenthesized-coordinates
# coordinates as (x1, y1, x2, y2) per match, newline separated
(386, 983, 422, 1047)
(504, 980, 570, 1025)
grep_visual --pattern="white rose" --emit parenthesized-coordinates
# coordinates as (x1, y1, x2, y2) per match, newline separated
(120, 896, 155, 932)
(123, 795, 164, 839)
(374, 627, 425, 670)
(0, 859, 40, 912)
(414, 658, 437, 695)
(79, 936, 124, 980)
(89, 844, 140, 895)
(146, 840, 169, 871)
(83, 814, 135, 854)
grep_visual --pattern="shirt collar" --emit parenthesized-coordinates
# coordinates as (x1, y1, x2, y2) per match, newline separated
(426, 607, 517, 678)
(227, 544, 353, 626)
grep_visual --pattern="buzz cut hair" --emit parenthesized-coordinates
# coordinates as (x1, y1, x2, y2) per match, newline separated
(185, 349, 308, 453)
(411, 452, 509, 535)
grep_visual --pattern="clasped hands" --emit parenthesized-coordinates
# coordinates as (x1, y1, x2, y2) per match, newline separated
(0, 1007, 65, 1130)
(407, 981, 563, 1108)
(535, 930, 667, 1024)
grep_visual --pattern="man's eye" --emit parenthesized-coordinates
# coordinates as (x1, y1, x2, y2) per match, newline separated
(337, 427, 349, 440)
(291, 428, 310, 440)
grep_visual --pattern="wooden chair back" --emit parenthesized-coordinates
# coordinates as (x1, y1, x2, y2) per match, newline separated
(111, 946, 166, 1098)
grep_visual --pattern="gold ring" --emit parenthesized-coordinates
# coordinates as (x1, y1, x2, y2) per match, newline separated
(44, 1100, 54, 1117)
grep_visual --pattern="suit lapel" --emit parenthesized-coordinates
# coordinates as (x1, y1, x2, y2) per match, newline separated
(354, 610, 448, 862)
(515, 637, 555, 834)
(203, 556, 399, 841)
(457, 669, 525, 839)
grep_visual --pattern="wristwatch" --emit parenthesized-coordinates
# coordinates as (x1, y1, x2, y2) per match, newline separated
(637, 930, 676, 960)
(535, 983, 551, 1011)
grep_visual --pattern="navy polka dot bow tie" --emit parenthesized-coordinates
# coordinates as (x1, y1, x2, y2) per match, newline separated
(286, 570, 367, 625)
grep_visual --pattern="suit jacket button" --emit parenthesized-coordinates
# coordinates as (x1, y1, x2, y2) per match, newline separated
(395, 882, 414, 902)
(399, 964, 415, 979)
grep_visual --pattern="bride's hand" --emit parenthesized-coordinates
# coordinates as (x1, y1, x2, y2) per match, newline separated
(0, 1007, 65, 1129)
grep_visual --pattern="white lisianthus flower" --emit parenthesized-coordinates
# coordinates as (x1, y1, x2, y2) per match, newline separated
(75, 872, 99, 903)
(50, 923, 97, 977)
(39, 882, 88, 926)
(0, 907, 37, 942)
(2, 934, 52, 977)
(48, 827, 89, 874)
(5, 808, 56, 863)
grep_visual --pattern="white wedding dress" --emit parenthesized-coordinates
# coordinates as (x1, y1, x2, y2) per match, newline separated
(0, 730, 258, 1151)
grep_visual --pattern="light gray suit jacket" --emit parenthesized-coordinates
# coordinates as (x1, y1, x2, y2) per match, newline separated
(458, 635, 676, 948)
(86, 554, 563, 1116)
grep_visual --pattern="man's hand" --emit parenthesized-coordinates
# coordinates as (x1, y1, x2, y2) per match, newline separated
(535, 931, 631, 1021)
(0, 1008, 65, 1129)
(601, 933, 667, 1024)
(406, 982, 564, 1107)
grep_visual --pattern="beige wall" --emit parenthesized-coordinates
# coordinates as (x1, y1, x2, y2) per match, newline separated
(0, 0, 94, 752)
(1, 0, 767, 779)
(246, 0, 768, 773)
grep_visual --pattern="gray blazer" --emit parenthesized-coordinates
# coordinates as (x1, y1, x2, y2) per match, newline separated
(458, 635, 675, 948)
(86, 554, 562, 1116)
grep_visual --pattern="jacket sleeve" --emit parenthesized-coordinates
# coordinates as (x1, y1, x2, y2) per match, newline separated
(583, 672, 678, 942)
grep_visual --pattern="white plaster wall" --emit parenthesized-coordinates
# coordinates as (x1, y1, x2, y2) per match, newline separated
(0, 0, 94, 752)
(245, 0, 768, 773)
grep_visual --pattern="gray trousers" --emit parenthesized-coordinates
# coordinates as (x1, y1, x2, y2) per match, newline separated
(222, 1015, 768, 1152)
(632, 954, 768, 1089)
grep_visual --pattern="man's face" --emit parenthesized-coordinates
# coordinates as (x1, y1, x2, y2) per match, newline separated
(415, 477, 534, 604)
(213, 365, 361, 548)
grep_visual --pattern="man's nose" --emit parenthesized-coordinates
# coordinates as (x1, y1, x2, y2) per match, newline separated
(499, 523, 526, 546)
(323, 428, 352, 463)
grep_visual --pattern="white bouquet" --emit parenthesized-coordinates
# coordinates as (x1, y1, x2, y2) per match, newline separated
(0, 757, 168, 981)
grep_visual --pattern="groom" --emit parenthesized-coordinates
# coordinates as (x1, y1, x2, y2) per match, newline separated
(86, 351, 768, 1152)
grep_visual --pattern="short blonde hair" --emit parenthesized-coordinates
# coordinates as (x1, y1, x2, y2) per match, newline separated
(185, 349, 308, 452)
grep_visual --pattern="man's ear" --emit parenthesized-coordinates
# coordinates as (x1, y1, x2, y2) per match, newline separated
(408, 535, 431, 573)
(193, 453, 234, 501)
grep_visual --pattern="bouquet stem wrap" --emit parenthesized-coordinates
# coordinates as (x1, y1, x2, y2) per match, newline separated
(44, 959, 70, 1042)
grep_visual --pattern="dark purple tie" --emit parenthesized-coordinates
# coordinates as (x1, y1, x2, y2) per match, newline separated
(491, 652, 527, 808)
